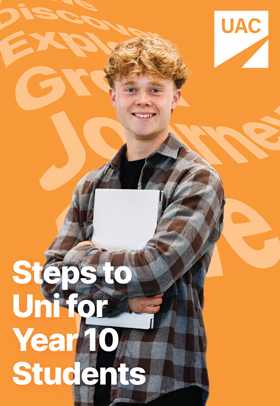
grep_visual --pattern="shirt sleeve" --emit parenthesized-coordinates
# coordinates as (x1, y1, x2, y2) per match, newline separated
(60, 168, 225, 301)
(41, 176, 131, 315)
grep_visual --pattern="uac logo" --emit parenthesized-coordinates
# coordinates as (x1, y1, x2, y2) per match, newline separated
(214, 11, 269, 68)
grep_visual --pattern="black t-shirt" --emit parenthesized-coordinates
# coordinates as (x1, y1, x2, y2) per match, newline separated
(119, 155, 146, 189)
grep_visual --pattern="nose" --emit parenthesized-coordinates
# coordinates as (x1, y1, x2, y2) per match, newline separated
(135, 91, 152, 106)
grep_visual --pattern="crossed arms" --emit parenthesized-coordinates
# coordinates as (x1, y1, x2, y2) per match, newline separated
(41, 167, 225, 316)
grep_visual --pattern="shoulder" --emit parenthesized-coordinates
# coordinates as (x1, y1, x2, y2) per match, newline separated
(165, 133, 222, 180)
(167, 141, 225, 206)
(167, 138, 222, 186)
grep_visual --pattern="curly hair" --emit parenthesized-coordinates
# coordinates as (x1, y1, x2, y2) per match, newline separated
(104, 37, 189, 89)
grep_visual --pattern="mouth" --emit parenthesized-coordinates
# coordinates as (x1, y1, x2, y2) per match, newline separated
(132, 113, 156, 119)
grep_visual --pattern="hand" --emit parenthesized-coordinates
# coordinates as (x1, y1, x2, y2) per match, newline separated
(128, 293, 164, 314)
(76, 241, 96, 247)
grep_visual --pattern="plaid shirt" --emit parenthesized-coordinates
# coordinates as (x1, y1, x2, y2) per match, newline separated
(42, 133, 225, 406)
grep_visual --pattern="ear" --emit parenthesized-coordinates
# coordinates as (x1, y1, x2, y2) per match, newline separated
(109, 87, 116, 108)
(171, 89, 181, 110)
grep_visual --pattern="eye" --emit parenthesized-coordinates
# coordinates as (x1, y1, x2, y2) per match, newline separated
(126, 88, 136, 93)
(150, 89, 160, 93)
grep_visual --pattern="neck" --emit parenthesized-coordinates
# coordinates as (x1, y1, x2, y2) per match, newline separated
(125, 132, 169, 161)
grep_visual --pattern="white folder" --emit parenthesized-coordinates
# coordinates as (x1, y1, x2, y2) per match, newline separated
(85, 189, 162, 330)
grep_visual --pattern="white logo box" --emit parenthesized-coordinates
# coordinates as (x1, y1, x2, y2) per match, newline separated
(214, 11, 269, 68)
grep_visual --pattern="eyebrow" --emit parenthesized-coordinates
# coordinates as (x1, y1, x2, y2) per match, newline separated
(149, 81, 165, 87)
(121, 81, 137, 86)
(121, 80, 165, 87)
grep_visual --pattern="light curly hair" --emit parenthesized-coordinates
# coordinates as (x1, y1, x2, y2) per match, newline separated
(104, 37, 189, 89)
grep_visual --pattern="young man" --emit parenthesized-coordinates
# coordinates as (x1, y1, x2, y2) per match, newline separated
(42, 37, 225, 406)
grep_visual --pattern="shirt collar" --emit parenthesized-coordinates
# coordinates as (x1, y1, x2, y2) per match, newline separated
(110, 133, 181, 171)
(148, 132, 181, 160)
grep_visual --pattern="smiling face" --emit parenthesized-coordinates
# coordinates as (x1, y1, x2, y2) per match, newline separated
(109, 75, 181, 145)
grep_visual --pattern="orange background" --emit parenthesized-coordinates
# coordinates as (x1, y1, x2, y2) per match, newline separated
(1, 0, 279, 405)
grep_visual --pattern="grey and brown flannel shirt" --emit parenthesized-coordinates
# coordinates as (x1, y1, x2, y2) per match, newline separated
(42, 133, 225, 406)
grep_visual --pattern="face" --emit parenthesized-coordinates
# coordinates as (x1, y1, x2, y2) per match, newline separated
(109, 75, 181, 143)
